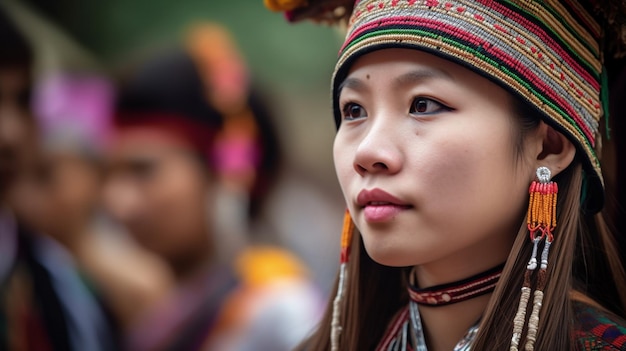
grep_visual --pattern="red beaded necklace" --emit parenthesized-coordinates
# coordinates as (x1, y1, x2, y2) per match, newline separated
(408, 263, 504, 307)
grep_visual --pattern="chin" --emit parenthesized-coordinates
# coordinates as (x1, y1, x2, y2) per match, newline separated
(362, 239, 417, 267)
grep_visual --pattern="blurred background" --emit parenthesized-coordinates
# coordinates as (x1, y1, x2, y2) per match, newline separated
(5, 0, 346, 289)
(0, 1, 347, 350)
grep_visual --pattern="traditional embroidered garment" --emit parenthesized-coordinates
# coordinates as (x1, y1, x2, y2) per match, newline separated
(375, 300, 626, 351)
(573, 301, 626, 351)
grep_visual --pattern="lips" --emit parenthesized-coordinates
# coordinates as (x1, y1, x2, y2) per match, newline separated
(357, 188, 412, 223)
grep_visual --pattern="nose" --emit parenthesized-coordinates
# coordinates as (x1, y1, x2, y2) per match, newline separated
(353, 121, 403, 176)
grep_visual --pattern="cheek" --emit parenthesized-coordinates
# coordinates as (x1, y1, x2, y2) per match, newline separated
(404, 142, 472, 222)
(333, 135, 355, 199)
(414, 126, 527, 230)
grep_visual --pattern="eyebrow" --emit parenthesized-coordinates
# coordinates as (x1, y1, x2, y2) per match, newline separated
(338, 77, 368, 95)
(338, 67, 454, 95)
(392, 68, 453, 89)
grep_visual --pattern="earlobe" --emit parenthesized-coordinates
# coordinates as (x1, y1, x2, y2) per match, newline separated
(536, 122, 576, 177)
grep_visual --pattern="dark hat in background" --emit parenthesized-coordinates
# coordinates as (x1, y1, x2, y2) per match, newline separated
(115, 48, 223, 163)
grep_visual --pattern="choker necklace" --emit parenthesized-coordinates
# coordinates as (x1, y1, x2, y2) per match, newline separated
(408, 263, 505, 307)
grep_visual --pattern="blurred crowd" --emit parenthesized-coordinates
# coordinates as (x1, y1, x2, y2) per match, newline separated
(0, 3, 342, 351)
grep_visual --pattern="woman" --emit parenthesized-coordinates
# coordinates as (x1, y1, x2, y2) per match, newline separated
(266, 0, 626, 350)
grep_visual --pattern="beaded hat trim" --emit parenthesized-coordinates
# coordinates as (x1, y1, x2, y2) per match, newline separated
(331, 0, 606, 212)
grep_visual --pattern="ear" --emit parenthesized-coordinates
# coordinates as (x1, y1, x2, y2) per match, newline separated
(535, 121, 576, 177)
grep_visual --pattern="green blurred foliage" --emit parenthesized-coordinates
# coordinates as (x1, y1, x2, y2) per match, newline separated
(26, 0, 342, 90)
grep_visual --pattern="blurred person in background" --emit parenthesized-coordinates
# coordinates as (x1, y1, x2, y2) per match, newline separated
(104, 23, 321, 351)
(0, 8, 120, 351)
(11, 71, 175, 332)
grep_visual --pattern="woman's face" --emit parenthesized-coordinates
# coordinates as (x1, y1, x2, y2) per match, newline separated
(103, 128, 214, 262)
(334, 49, 538, 277)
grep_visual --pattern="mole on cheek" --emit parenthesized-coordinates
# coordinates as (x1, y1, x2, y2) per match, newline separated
(366, 74, 370, 80)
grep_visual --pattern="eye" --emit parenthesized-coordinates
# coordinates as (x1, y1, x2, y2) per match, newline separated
(341, 102, 368, 120)
(410, 97, 450, 115)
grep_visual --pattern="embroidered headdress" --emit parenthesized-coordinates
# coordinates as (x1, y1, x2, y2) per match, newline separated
(339, 0, 625, 214)
(270, 0, 626, 213)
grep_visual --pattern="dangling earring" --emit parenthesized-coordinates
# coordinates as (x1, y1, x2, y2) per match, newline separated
(331, 209, 354, 351)
(510, 166, 558, 351)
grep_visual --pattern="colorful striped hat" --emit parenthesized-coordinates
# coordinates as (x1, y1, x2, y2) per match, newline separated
(329, 0, 620, 213)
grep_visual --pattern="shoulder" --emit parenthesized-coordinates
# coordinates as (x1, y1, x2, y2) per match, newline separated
(572, 300, 626, 350)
